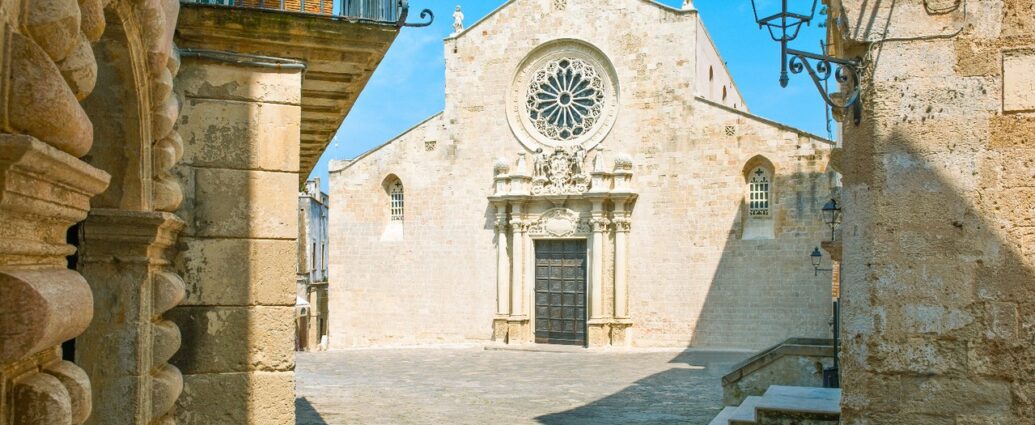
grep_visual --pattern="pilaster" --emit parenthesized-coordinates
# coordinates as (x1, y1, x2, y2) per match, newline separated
(77, 209, 186, 425)
(507, 203, 530, 342)
(492, 202, 511, 341)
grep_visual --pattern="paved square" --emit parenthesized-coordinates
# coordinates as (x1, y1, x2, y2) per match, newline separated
(296, 347, 751, 424)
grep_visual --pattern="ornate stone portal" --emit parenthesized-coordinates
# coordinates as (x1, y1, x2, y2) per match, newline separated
(489, 148, 635, 347)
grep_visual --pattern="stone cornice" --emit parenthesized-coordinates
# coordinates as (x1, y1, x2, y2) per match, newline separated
(79, 209, 185, 265)
(0, 135, 110, 217)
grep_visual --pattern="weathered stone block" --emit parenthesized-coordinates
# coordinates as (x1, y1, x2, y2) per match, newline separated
(192, 168, 297, 239)
(175, 371, 294, 425)
(177, 61, 302, 105)
(1003, 49, 1035, 112)
(167, 306, 295, 374)
(176, 238, 296, 306)
(179, 99, 300, 172)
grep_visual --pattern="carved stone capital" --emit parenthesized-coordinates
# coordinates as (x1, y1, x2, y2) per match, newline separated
(590, 217, 611, 233)
(612, 217, 632, 232)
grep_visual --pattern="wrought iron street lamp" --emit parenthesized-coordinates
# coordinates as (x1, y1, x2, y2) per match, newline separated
(821, 198, 841, 241)
(749, 0, 862, 124)
(810, 247, 833, 276)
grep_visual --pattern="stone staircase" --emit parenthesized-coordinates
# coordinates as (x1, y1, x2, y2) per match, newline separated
(708, 385, 840, 425)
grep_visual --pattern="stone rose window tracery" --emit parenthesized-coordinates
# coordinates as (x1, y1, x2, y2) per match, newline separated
(508, 40, 619, 152)
(526, 58, 606, 141)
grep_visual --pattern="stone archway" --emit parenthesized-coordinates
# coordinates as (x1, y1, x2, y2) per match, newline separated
(73, 0, 187, 423)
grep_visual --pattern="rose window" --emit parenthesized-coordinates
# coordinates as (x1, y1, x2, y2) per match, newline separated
(525, 58, 606, 141)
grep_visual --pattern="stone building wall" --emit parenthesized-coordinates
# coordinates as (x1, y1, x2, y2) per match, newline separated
(328, 0, 839, 350)
(297, 179, 330, 351)
(829, 0, 1035, 422)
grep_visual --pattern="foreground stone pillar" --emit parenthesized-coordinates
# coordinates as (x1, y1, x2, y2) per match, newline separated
(828, 1, 1035, 423)
(168, 51, 300, 425)
(77, 210, 186, 425)
(0, 135, 110, 424)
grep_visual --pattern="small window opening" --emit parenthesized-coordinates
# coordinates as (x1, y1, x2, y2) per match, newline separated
(390, 181, 404, 221)
(748, 167, 771, 217)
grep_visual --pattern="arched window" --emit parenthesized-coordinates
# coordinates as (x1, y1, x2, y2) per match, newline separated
(389, 180, 404, 221)
(722, 86, 728, 102)
(709, 66, 714, 81)
(742, 156, 776, 240)
(748, 167, 771, 217)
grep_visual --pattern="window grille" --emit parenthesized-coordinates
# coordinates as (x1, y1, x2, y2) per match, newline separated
(390, 181, 404, 221)
(749, 167, 770, 217)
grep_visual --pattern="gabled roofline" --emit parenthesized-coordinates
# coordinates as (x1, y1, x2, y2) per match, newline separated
(330, 111, 444, 174)
(445, 0, 696, 41)
(696, 17, 747, 110)
(694, 96, 835, 145)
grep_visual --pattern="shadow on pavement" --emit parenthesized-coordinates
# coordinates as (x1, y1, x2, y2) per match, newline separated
(296, 397, 329, 425)
(535, 350, 751, 425)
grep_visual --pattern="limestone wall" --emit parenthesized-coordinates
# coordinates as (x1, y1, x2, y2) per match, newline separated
(830, 0, 1035, 422)
(329, 0, 838, 350)
(696, 18, 746, 110)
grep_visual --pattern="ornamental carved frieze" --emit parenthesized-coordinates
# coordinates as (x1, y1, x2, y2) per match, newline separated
(531, 146, 591, 195)
(527, 208, 591, 237)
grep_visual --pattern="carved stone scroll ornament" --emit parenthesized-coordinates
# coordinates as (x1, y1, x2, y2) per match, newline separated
(531, 146, 590, 195)
(527, 208, 590, 237)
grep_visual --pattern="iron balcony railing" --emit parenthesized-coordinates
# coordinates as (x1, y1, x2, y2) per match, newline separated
(182, 0, 432, 26)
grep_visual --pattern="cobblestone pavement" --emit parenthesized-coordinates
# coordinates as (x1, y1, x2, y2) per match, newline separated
(296, 346, 752, 425)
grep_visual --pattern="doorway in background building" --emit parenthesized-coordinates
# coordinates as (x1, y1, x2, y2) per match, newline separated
(534, 239, 587, 346)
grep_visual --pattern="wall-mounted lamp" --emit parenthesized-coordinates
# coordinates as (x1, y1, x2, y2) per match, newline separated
(749, 0, 862, 124)
(821, 198, 842, 241)
(810, 247, 833, 276)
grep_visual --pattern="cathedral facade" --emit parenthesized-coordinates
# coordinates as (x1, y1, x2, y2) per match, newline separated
(328, 0, 839, 349)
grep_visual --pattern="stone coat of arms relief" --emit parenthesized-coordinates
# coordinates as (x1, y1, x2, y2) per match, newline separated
(531, 145, 591, 195)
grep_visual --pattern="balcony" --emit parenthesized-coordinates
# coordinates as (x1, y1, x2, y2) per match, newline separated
(182, 0, 421, 26)
(177, 0, 432, 181)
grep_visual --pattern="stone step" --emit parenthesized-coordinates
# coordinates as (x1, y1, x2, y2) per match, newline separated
(757, 385, 841, 416)
(728, 395, 763, 425)
(708, 386, 841, 425)
(707, 406, 738, 425)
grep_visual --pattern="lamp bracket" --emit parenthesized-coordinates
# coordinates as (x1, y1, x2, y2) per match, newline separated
(787, 48, 863, 125)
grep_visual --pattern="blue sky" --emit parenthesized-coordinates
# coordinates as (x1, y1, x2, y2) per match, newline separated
(307, 0, 831, 191)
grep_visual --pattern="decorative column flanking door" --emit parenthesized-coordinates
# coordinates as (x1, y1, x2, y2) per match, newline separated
(534, 240, 587, 345)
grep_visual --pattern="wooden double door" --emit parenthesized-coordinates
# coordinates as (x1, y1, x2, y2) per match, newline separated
(534, 239, 587, 345)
